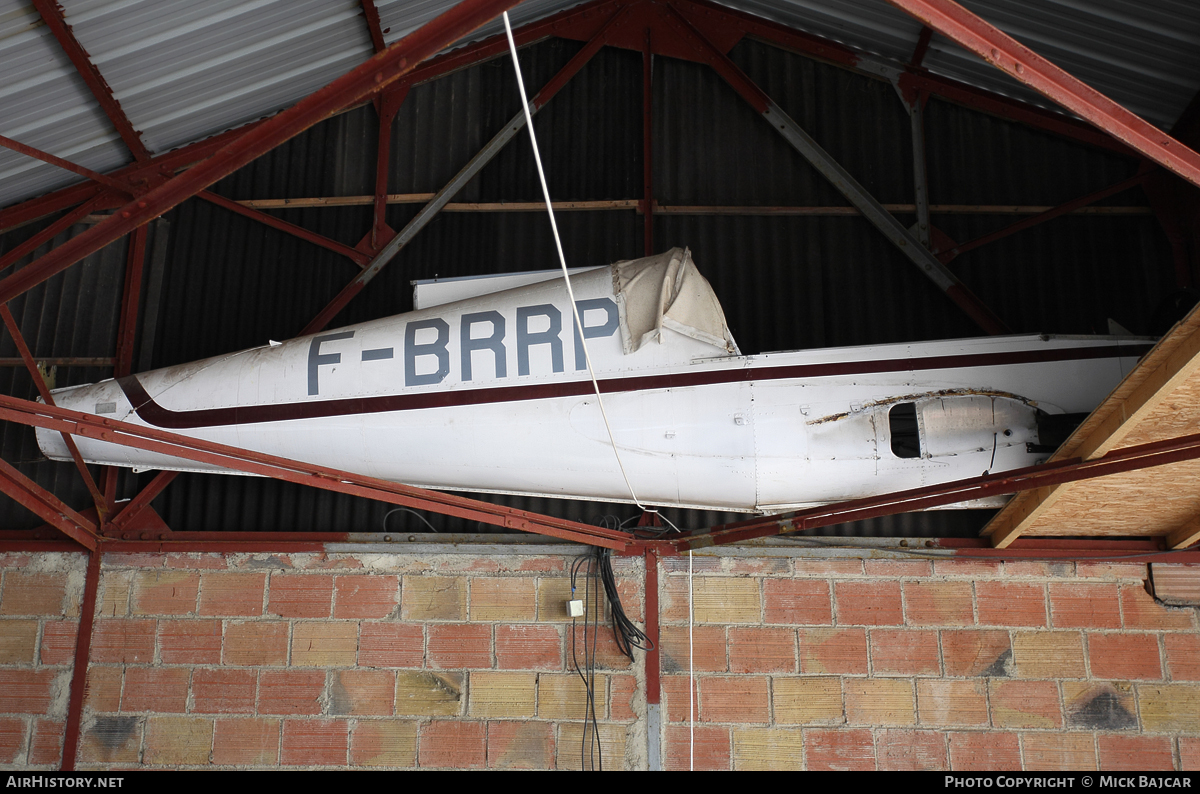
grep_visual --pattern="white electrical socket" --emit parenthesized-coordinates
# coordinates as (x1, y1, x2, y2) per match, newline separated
(567, 599, 584, 618)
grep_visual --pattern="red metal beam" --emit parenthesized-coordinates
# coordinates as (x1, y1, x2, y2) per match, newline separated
(60, 550, 100, 771)
(0, 305, 106, 518)
(659, 2, 1009, 335)
(0, 393, 631, 550)
(683, 429, 1200, 550)
(0, 0, 524, 308)
(114, 226, 146, 377)
(369, 89, 408, 252)
(670, 0, 1132, 158)
(0, 135, 133, 194)
(937, 169, 1153, 263)
(0, 195, 107, 276)
(886, 0, 1200, 188)
(30, 0, 151, 162)
(361, 0, 388, 54)
(108, 470, 178, 535)
(0, 121, 266, 233)
(910, 25, 933, 68)
(0, 455, 98, 550)
(298, 5, 628, 336)
(196, 191, 371, 267)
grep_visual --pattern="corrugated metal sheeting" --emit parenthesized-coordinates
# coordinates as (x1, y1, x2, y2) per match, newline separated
(0, 33, 1173, 535)
(2, 0, 1200, 212)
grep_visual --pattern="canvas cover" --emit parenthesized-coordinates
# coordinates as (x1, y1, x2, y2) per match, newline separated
(611, 247, 740, 356)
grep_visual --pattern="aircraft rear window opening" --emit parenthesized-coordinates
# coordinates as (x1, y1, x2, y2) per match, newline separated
(889, 402, 921, 458)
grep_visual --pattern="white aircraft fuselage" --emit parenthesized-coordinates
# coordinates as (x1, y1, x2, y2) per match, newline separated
(38, 250, 1148, 513)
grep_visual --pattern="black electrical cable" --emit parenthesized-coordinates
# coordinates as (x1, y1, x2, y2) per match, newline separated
(570, 552, 603, 771)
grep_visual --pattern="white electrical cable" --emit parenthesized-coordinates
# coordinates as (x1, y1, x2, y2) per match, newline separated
(502, 12, 647, 511)
(688, 548, 695, 771)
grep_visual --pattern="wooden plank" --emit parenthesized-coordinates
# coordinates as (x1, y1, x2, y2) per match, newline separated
(222, 196, 1152, 215)
(987, 304, 1200, 547)
(1167, 517, 1200, 550)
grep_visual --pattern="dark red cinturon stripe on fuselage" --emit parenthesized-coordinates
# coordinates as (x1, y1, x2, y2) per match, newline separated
(117, 344, 1151, 430)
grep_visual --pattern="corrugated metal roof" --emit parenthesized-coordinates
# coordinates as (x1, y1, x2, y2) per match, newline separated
(0, 0, 129, 207)
(1, 0, 1199, 211)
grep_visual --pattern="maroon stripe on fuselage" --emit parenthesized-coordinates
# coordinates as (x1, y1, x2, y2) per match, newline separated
(117, 343, 1151, 430)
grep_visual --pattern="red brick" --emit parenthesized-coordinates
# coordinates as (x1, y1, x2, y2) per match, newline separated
(804, 728, 875, 771)
(1049, 582, 1121, 629)
(419, 720, 486, 768)
(0, 553, 31, 569)
(198, 571, 266, 616)
(268, 573, 334, 618)
(870, 629, 940, 675)
(1165, 633, 1200, 680)
(989, 680, 1062, 729)
(948, 731, 1021, 770)
(1004, 561, 1074, 578)
(661, 675, 700, 723)
(122, 667, 189, 712)
(281, 719, 348, 766)
(1076, 562, 1147, 580)
(794, 559, 862, 576)
(800, 627, 868, 674)
(192, 669, 256, 714)
(350, 720, 417, 767)
(40, 620, 77, 665)
(569, 625, 633, 670)
(864, 559, 933, 577)
(616, 578, 643, 622)
(495, 624, 561, 670)
(763, 579, 832, 625)
(358, 622, 424, 668)
(610, 674, 638, 721)
(428, 624, 491, 669)
(330, 669, 395, 715)
(699, 676, 770, 724)
(1097, 735, 1174, 771)
(258, 670, 325, 715)
(513, 557, 564, 572)
(835, 581, 903, 625)
(131, 570, 199, 615)
(1121, 584, 1196, 630)
(918, 680, 988, 726)
(665, 725, 730, 770)
(976, 581, 1046, 626)
(143, 715, 213, 765)
(660, 626, 726, 673)
(941, 630, 1012, 677)
(158, 619, 222, 664)
(0, 572, 66, 615)
(487, 721, 554, 769)
(1182, 738, 1200, 771)
(213, 718, 279, 766)
(662, 555, 722, 573)
(334, 575, 399, 619)
(877, 729, 947, 771)
(1022, 732, 1096, 771)
(904, 581, 974, 626)
(112, 552, 167, 567)
(91, 618, 155, 663)
(1088, 633, 1163, 680)
(932, 559, 1002, 578)
(729, 627, 795, 673)
(0, 718, 24, 764)
(165, 552, 227, 569)
(728, 558, 789, 575)
(224, 620, 288, 666)
(84, 666, 122, 713)
(29, 719, 63, 766)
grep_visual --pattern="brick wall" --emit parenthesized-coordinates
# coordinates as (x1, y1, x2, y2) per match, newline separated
(0, 552, 85, 767)
(1, 546, 1198, 770)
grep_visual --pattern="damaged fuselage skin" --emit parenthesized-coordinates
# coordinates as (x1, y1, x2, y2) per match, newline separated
(38, 249, 1148, 513)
